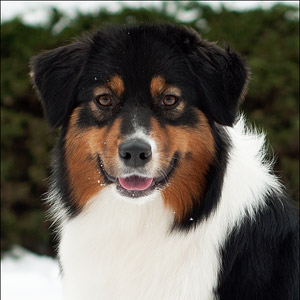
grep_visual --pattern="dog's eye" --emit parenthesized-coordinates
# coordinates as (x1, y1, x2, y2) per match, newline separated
(96, 95, 113, 106)
(162, 95, 178, 106)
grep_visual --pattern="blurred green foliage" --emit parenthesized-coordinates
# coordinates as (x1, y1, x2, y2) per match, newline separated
(1, 3, 299, 255)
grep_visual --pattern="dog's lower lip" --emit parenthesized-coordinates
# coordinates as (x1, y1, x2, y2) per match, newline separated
(118, 176, 153, 191)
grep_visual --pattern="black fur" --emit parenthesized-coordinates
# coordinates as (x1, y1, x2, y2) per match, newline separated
(217, 193, 299, 300)
(30, 24, 299, 298)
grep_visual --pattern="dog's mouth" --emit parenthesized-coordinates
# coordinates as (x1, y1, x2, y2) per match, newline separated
(97, 154, 178, 198)
(117, 176, 156, 198)
(119, 176, 154, 191)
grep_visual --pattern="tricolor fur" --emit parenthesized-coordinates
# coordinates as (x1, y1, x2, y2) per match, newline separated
(30, 24, 299, 300)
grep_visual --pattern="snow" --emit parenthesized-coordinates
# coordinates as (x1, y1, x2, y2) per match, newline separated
(1, 246, 63, 300)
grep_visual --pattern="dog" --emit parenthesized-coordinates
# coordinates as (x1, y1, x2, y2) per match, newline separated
(30, 24, 299, 300)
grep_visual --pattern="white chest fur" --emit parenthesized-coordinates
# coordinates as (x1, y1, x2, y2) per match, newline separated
(59, 187, 223, 300)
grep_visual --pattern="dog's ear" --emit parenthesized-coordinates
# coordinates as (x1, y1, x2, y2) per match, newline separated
(184, 34, 250, 126)
(30, 37, 92, 128)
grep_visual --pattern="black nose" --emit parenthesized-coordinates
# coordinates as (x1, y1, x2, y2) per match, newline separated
(119, 139, 152, 167)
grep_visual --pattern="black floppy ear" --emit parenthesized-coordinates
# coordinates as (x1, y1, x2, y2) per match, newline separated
(187, 38, 250, 126)
(30, 37, 92, 128)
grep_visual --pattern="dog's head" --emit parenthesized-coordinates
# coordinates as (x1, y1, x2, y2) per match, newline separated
(30, 24, 249, 223)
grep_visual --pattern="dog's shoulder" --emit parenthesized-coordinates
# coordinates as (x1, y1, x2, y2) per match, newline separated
(218, 192, 299, 300)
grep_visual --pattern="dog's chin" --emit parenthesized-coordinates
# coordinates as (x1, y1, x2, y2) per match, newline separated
(111, 183, 160, 205)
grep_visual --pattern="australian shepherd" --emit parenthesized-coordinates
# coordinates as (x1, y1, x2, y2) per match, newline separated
(30, 24, 299, 300)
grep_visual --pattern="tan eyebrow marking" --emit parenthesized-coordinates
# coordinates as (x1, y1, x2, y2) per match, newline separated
(150, 76, 166, 97)
(93, 75, 124, 99)
(150, 75, 182, 97)
(107, 75, 124, 97)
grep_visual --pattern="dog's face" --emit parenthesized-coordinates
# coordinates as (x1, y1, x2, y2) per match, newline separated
(30, 25, 248, 222)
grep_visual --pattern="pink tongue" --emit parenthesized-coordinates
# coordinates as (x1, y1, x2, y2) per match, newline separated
(119, 176, 153, 191)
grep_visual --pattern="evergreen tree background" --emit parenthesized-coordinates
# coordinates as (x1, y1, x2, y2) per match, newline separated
(1, 2, 299, 256)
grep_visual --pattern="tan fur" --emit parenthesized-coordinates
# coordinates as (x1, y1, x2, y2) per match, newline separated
(150, 111, 215, 222)
(150, 76, 166, 97)
(107, 75, 124, 97)
(65, 107, 122, 207)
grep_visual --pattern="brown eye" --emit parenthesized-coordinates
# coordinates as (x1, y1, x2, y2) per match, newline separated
(162, 95, 178, 106)
(96, 95, 112, 106)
